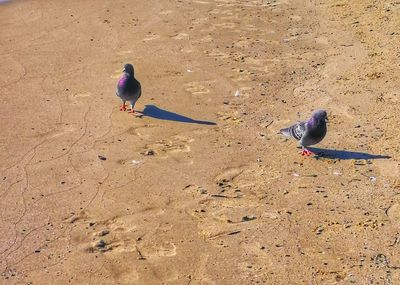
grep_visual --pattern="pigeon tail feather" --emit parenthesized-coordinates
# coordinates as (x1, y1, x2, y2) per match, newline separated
(280, 127, 291, 138)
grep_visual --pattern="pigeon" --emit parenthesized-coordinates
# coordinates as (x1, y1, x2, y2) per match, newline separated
(280, 109, 328, 156)
(116, 63, 141, 113)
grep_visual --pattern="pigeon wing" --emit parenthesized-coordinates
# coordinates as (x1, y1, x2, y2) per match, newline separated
(280, 121, 307, 141)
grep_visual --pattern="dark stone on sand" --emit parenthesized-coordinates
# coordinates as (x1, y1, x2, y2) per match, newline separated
(99, 230, 110, 237)
(242, 215, 256, 222)
(144, 149, 155, 156)
(96, 240, 106, 248)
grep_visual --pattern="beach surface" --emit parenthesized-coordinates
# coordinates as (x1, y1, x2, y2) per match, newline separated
(1, 0, 399, 284)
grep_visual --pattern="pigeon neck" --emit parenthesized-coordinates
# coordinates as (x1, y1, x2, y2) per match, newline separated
(125, 71, 134, 77)
(308, 117, 316, 127)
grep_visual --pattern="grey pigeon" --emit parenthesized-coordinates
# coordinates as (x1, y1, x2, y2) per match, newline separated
(116, 63, 142, 113)
(280, 109, 328, 156)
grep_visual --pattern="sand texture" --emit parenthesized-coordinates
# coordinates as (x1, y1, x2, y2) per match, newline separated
(1, 0, 400, 284)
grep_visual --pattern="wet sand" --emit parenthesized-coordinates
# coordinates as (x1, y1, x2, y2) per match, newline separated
(1, 0, 399, 284)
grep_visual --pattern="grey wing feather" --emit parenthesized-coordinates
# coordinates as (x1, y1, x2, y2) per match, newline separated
(280, 121, 307, 141)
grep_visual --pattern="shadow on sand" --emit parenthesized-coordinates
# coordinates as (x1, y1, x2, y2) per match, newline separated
(137, 105, 216, 125)
(308, 147, 391, 160)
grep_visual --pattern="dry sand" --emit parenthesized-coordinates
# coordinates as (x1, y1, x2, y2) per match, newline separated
(1, 0, 400, 284)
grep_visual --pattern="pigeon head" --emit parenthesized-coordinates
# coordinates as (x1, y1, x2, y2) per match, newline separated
(123, 63, 134, 75)
(311, 109, 328, 125)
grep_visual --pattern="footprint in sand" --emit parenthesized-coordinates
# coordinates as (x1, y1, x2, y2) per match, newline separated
(193, 35, 213, 44)
(215, 167, 244, 185)
(204, 49, 230, 60)
(171, 32, 188, 40)
(315, 36, 329, 45)
(290, 15, 303, 22)
(141, 242, 177, 257)
(92, 213, 177, 258)
(228, 69, 252, 82)
(216, 111, 244, 124)
(67, 92, 91, 105)
(292, 83, 320, 102)
(181, 165, 279, 242)
(183, 184, 208, 196)
(143, 34, 160, 41)
(214, 164, 279, 199)
(125, 124, 159, 139)
(143, 135, 194, 158)
(116, 50, 133, 56)
(213, 22, 236, 29)
(246, 57, 270, 73)
(75, 210, 166, 254)
(191, 17, 209, 25)
(184, 82, 210, 95)
(329, 105, 355, 120)
(387, 203, 400, 225)
(193, 0, 211, 4)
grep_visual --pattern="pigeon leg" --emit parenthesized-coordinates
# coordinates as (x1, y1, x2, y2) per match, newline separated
(299, 147, 314, 156)
(128, 104, 135, 113)
(119, 101, 127, 111)
(128, 99, 137, 114)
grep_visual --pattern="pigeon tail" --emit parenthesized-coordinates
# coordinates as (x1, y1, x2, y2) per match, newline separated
(280, 127, 291, 138)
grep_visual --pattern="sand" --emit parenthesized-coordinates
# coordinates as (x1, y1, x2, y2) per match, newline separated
(1, 0, 399, 284)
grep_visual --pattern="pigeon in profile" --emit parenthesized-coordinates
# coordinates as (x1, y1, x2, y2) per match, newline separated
(116, 63, 141, 113)
(280, 109, 328, 156)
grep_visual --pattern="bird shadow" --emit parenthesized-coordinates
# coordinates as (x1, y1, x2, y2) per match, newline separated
(308, 147, 391, 160)
(137, 105, 216, 125)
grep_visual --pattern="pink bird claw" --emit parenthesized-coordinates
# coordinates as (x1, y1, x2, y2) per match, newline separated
(300, 148, 314, 156)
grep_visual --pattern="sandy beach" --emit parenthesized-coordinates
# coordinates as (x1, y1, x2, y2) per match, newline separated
(1, 0, 399, 284)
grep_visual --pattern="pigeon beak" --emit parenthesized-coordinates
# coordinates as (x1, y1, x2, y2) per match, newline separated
(123, 68, 126, 72)
(325, 117, 329, 123)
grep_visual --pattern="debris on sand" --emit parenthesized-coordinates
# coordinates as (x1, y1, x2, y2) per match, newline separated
(96, 240, 106, 248)
(99, 230, 110, 237)
(144, 149, 155, 156)
(94, 240, 112, 253)
(242, 215, 257, 222)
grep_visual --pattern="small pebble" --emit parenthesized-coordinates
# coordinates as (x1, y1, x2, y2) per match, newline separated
(98, 155, 107, 161)
(96, 240, 106, 248)
(242, 215, 257, 222)
(144, 149, 155, 156)
(198, 187, 208, 194)
(99, 230, 110, 237)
